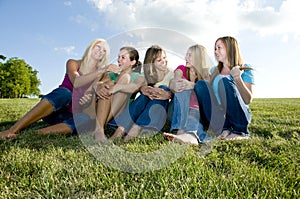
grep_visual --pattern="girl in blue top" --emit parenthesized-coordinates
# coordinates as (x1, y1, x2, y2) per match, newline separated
(164, 36, 254, 144)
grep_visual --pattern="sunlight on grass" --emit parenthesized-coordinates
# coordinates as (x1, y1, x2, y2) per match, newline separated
(0, 98, 299, 198)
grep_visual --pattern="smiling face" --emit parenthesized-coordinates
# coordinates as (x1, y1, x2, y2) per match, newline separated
(185, 49, 193, 68)
(154, 50, 168, 72)
(117, 49, 136, 71)
(92, 41, 107, 61)
(214, 39, 227, 64)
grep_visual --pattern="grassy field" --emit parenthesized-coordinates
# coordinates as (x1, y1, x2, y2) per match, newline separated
(0, 98, 299, 198)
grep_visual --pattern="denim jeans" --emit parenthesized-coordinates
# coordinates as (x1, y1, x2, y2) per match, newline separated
(109, 85, 170, 133)
(42, 87, 77, 134)
(171, 90, 191, 131)
(171, 90, 210, 142)
(218, 77, 251, 135)
(194, 77, 251, 136)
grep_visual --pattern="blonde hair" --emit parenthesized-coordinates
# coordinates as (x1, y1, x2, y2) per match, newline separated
(188, 44, 210, 81)
(79, 38, 110, 74)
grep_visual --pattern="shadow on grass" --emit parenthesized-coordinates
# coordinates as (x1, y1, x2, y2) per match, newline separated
(0, 120, 172, 153)
(0, 121, 84, 152)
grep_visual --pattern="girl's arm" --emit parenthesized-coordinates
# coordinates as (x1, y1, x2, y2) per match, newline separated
(231, 66, 253, 104)
(169, 69, 195, 92)
(169, 69, 183, 92)
(93, 73, 114, 100)
(71, 62, 119, 89)
(110, 76, 146, 95)
(66, 59, 81, 86)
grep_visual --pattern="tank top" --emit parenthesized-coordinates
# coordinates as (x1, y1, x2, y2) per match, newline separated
(175, 65, 199, 109)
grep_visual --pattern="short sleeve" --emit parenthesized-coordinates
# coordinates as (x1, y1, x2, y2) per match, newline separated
(241, 64, 255, 84)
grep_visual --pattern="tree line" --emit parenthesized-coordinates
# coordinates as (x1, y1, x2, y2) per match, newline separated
(0, 55, 40, 98)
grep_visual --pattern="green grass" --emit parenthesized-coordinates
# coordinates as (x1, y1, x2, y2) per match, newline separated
(0, 98, 299, 198)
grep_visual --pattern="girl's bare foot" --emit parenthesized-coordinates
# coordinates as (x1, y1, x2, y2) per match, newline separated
(94, 129, 108, 143)
(163, 133, 199, 146)
(224, 133, 249, 140)
(0, 130, 17, 139)
(124, 125, 141, 142)
(217, 130, 231, 140)
(110, 126, 125, 141)
(176, 129, 185, 135)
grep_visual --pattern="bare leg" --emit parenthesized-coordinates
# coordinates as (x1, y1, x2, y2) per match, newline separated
(37, 123, 72, 135)
(108, 92, 129, 122)
(124, 124, 142, 142)
(0, 99, 53, 139)
(94, 98, 111, 142)
(106, 93, 130, 140)
(110, 126, 126, 140)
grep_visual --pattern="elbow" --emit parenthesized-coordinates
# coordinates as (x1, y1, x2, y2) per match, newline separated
(244, 96, 253, 105)
(73, 78, 80, 89)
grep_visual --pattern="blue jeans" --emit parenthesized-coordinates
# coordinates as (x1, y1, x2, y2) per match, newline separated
(218, 77, 251, 135)
(42, 87, 77, 134)
(194, 78, 251, 136)
(171, 90, 191, 131)
(109, 85, 170, 133)
(171, 90, 210, 143)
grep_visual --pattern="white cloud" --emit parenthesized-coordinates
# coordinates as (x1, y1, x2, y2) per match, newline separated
(87, 0, 299, 43)
(239, 0, 300, 40)
(71, 14, 99, 32)
(64, 1, 72, 6)
(87, 0, 112, 10)
(54, 46, 78, 56)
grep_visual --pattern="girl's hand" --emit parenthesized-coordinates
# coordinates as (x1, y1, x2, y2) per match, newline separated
(148, 87, 170, 100)
(231, 66, 242, 80)
(105, 64, 122, 74)
(79, 91, 93, 107)
(94, 82, 111, 100)
(173, 79, 193, 92)
(141, 85, 153, 98)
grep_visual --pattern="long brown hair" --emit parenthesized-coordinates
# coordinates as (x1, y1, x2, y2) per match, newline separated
(143, 45, 167, 85)
(119, 46, 142, 70)
(211, 36, 243, 83)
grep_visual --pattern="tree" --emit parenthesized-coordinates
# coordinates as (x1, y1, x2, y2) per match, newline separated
(0, 55, 6, 61)
(0, 57, 41, 98)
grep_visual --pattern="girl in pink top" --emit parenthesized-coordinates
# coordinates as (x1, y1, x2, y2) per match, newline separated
(165, 44, 211, 144)
(0, 38, 120, 139)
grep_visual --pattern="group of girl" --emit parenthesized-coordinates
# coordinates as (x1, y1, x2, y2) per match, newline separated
(0, 36, 254, 145)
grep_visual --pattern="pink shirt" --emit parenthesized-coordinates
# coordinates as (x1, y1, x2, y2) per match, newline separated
(175, 65, 199, 109)
(59, 73, 73, 92)
(59, 68, 90, 113)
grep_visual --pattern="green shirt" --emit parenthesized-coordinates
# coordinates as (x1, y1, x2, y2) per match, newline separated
(108, 72, 142, 83)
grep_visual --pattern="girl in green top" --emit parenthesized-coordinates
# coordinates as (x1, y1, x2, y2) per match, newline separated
(79, 46, 142, 142)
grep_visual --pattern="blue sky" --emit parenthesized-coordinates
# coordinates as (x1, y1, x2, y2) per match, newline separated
(1, 0, 299, 98)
